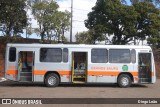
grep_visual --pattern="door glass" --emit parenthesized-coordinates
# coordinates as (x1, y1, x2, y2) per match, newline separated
(139, 53, 151, 67)
(138, 53, 152, 82)
(18, 51, 33, 81)
(72, 52, 87, 83)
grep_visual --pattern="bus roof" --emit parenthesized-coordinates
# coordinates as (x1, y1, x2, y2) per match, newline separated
(7, 43, 151, 49)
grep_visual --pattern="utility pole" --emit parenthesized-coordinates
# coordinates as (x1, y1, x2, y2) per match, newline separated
(70, 0, 73, 43)
(26, 27, 27, 38)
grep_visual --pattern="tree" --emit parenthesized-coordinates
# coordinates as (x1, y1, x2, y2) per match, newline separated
(32, 1, 59, 41)
(48, 10, 70, 42)
(75, 27, 106, 44)
(0, 0, 27, 36)
(85, 0, 137, 44)
(75, 31, 93, 44)
(133, 2, 160, 45)
(130, 0, 160, 5)
(32, 1, 70, 43)
(85, 0, 160, 45)
(147, 36, 160, 46)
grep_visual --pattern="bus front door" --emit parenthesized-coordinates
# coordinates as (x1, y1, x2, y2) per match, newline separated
(71, 52, 87, 83)
(17, 51, 35, 82)
(138, 53, 152, 83)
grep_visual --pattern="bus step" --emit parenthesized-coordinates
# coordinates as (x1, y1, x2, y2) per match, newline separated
(20, 72, 32, 76)
(22, 68, 32, 72)
(20, 76, 32, 81)
(74, 74, 85, 76)
(73, 76, 85, 78)
(139, 78, 151, 82)
(73, 78, 85, 83)
(73, 81, 85, 84)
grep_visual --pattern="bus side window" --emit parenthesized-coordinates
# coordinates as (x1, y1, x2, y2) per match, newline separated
(9, 47, 16, 62)
(109, 49, 130, 63)
(40, 48, 62, 62)
(91, 49, 108, 63)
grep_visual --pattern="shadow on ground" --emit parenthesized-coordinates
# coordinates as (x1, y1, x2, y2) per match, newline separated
(0, 81, 148, 88)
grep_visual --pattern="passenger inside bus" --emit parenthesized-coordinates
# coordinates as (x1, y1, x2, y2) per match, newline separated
(74, 53, 86, 71)
(139, 54, 151, 78)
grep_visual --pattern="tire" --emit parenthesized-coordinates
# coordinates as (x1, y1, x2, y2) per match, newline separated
(45, 73, 59, 87)
(118, 74, 131, 88)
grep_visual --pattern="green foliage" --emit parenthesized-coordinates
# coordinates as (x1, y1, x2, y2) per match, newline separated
(50, 10, 70, 41)
(32, 1, 70, 43)
(89, 25, 107, 44)
(85, 0, 137, 44)
(85, 0, 160, 45)
(133, 2, 160, 43)
(61, 35, 68, 43)
(75, 31, 93, 44)
(130, 0, 160, 5)
(32, 1, 59, 40)
(0, 0, 27, 36)
(147, 37, 160, 46)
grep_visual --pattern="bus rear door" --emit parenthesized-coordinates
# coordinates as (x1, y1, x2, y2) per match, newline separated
(138, 53, 152, 83)
(71, 52, 88, 83)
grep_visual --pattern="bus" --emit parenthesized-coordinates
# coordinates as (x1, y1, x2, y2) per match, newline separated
(5, 43, 156, 88)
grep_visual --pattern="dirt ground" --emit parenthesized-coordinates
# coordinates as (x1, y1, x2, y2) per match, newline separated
(0, 79, 160, 107)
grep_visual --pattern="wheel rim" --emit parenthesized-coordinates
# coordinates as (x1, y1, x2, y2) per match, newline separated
(121, 77, 129, 86)
(48, 76, 56, 86)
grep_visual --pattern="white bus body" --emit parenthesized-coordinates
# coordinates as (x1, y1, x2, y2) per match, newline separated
(5, 43, 156, 87)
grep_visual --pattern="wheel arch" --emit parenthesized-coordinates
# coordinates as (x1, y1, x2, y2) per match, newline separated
(44, 71, 61, 82)
(117, 72, 134, 83)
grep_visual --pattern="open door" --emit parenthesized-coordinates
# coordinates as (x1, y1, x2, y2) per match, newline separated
(71, 52, 87, 83)
(17, 51, 34, 82)
(138, 53, 152, 83)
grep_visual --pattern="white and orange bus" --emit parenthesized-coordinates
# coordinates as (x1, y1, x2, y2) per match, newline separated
(5, 43, 156, 87)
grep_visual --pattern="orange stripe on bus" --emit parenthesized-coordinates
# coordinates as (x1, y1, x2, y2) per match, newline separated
(88, 71, 139, 76)
(7, 70, 18, 75)
(58, 71, 71, 75)
(33, 70, 47, 75)
(33, 70, 154, 76)
(33, 70, 71, 75)
(131, 72, 139, 76)
(88, 71, 120, 76)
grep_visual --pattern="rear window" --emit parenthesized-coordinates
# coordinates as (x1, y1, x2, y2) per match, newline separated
(9, 47, 16, 62)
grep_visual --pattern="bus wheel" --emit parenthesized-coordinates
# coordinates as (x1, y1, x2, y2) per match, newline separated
(118, 74, 131, 88)
(45, 73, 59, 87)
